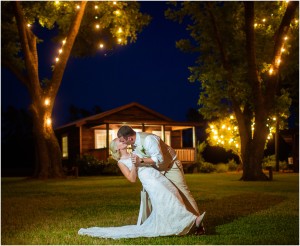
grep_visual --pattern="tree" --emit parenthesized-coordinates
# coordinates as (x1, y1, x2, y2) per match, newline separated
(205, 114, 289, 166)
(1, 1, 150, 179)
(166, 1, 298, 180)
(68, 104, 103, 121)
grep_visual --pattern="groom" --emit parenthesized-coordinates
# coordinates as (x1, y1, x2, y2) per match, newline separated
(117, 125, 205, 234)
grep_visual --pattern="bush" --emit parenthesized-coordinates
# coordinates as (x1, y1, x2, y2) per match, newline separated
(262, 155, 287, 170)
(228, 159, 239, 171)
(215, 163, 228, 173)
(102, 157, 122, 175)
(76, 155, 121, 176)
(198, 162, 216, 173)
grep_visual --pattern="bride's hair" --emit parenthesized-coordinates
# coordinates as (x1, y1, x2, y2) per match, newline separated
(109, 138, 121, 161)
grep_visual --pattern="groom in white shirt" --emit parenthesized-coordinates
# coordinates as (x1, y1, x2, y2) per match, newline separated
(117, 125, 205, 234)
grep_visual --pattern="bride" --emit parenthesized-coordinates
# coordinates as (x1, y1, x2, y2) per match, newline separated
(78, 138, 205, 239)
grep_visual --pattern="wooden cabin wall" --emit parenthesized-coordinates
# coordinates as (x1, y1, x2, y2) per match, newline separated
(81, 126, 94, 154)
(68, 126, 80, 168)
(55, 125, 80, 168)
(171, 130, 182, 148)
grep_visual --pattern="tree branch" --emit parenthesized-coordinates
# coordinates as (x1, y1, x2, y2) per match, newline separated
(13, 1, 41, 99)
(205, 2, 243, 120)
(244, 2, 262, 104)
(205, 2, 229, 70)
(265, 1, 298, 109)
(50, 1, 87, 103)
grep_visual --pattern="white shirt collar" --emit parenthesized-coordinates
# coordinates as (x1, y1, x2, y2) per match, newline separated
(134, 132, 141, 146)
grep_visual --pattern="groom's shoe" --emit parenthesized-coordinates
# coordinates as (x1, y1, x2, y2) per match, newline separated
(194, 212, 206, 236)
(194, 224, 206, 235)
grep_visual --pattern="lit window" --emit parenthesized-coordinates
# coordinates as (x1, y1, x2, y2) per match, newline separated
(95, 130, 115, 149)
(62, 136, 68, 158)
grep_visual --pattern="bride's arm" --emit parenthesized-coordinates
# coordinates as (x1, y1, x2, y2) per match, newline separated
(117, 162, 137, 183)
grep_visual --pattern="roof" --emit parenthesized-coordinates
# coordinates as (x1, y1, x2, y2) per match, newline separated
(55, 102, 175, 130)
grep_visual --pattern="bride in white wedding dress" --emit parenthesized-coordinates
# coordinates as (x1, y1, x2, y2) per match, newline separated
(78, 138, 205, 239)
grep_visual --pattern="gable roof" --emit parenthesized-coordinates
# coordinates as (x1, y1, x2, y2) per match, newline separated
(55, 102, 174, 129)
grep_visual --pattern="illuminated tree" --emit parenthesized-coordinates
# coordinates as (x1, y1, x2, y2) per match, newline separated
(206, 115, 242, 163)
(206, 112, 290, 166)
(166, 2, 298, 180)
(1, 1, 150, 179)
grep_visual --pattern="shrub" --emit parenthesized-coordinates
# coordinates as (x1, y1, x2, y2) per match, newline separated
(215, 163, 228, 173)
(228, 159, 239, 171)
(76, 155, 122, 176)
(76, 154, 104, 176)
(198, 162, 216, 173)
(101, 157, 122, 175)
(262, 155, 287, 170)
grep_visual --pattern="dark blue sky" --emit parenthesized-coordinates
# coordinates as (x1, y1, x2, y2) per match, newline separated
(2, 1, 200, 128)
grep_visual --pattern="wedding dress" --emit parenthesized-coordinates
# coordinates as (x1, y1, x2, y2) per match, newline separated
(78, 158, 197, 239)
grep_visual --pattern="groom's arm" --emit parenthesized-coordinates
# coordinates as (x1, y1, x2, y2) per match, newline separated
(134, 135, 163, 168)
(131, 154, 156, 168)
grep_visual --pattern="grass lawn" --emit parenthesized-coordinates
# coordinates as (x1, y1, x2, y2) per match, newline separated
(1, 172, 299, 245)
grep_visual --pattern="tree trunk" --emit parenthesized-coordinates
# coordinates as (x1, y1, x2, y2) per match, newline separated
(30, 103, 64, 179)
(13, 1, 87, 179)
(241, 143, 269, 181)
(240, 120, 269, 181)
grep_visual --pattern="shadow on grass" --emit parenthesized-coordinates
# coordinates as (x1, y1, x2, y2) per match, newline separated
(199, 193, 286, 235)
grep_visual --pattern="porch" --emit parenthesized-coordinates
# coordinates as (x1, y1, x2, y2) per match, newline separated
(87, 147, 196, 163)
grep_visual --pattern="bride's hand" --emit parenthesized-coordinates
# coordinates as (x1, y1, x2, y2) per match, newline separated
(131, 154, 138, 167)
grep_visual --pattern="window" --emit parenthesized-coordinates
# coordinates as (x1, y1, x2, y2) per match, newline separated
(95, 130, 115, 148)
(62, 135, 68, 158)
(152, 131, 171, 145)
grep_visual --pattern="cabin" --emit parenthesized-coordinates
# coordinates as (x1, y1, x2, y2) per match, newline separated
(55, 102, 204, 169)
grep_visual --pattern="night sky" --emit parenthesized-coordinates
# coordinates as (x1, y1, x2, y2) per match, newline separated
(2, 1, 200, 128)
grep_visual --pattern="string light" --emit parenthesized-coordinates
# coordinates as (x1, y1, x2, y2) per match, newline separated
(46, 118, 52, 126)
(52, 2, 132, 65)
(269, 67, 274, 75)
(44, 98, 50, 106)
(276, 59, 281, 65)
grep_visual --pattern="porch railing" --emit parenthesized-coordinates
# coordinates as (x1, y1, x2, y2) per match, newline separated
(174, 148, 195, 163)
(87, 148, 196, 163)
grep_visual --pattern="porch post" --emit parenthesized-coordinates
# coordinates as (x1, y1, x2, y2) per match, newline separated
(161, 125, 165, 142)
(106, 123, 109, 159)
(79, 126, 82, 156)
(142, 123, 145, 132)
(192, 126, 197, 162)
